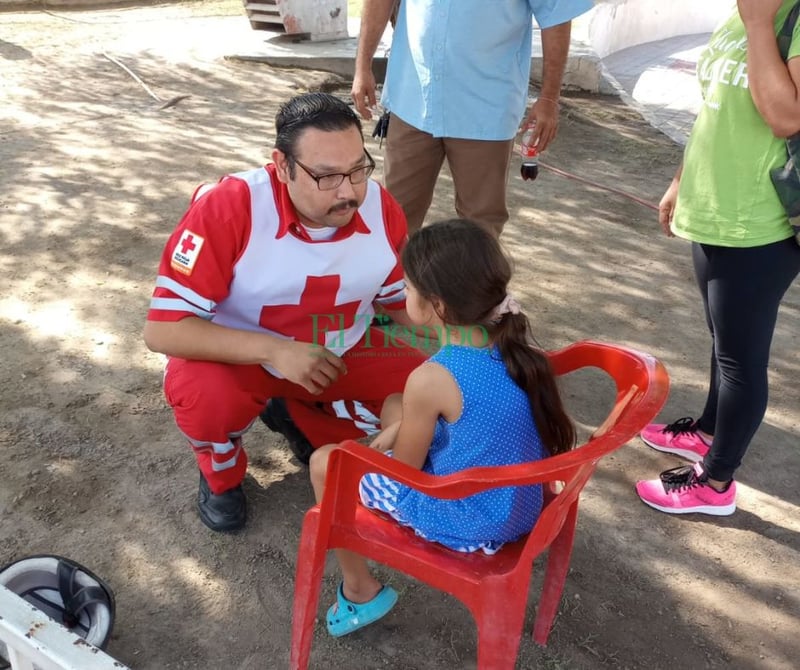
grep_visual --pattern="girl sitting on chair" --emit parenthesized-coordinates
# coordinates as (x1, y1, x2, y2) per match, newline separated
(309, 219, 576, 637)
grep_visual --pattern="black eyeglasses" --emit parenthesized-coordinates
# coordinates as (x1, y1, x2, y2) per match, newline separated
(292, 150, 376, 191)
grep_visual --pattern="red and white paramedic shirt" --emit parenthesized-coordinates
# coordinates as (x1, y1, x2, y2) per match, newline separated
(147, 164, 408, 374)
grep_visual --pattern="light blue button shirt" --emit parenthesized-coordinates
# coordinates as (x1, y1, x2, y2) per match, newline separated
(382, 0, 593, 140)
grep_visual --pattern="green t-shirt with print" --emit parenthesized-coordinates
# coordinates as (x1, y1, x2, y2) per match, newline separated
(672, 2, 800, 247)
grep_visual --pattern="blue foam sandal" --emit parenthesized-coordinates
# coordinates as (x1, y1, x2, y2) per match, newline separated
(326, 583, 398, 637)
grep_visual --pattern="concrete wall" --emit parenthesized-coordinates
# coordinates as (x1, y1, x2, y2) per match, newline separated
(1, 0, 734, 65)
(586, 0, 733, 58)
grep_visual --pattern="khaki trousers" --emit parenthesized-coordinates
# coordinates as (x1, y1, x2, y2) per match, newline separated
(384, 113, 514, 236)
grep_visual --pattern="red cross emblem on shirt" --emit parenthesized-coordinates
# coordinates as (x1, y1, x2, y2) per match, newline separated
(171, 230, 205, 275)
(180, 234, 197, 254)
(260, 275, 361, 345)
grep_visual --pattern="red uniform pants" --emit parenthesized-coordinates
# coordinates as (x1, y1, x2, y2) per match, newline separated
(163, 328, 426, 493)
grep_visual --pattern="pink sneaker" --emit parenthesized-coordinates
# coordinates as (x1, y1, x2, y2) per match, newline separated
(640, 416, 710, 462)
(636, 463, 736, 516)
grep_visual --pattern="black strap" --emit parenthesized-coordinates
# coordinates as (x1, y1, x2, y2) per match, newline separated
(371, 111, 391, 148)
(56, 560, 109, 629)
(776, 1, 800, 204)
(778, 1, 800, 61)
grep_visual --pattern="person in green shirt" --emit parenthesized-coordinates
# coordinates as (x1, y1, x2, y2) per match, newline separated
(635, 0, 800, 516)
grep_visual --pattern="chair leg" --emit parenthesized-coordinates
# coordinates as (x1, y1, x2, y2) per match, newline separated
(533, 500, 578, 646)
(474, 587, 528, 670)
(289, 510, 327, 670)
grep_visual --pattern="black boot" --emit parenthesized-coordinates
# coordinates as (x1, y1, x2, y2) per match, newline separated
(197, 473, 246, 532)
(260, 398, 314, 465)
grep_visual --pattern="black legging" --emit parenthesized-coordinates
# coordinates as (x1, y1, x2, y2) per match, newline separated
(692, 238, 800, 482)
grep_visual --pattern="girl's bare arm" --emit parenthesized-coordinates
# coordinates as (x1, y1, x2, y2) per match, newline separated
(390, 362, 461, 470)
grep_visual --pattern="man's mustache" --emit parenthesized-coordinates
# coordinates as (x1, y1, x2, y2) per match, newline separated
(328, 200, 359, 214)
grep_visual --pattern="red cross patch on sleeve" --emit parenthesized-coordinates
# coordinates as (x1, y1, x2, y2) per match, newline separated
(171, 230, 205, 276)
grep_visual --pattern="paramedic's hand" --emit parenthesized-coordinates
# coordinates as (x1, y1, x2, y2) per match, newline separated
(271, 340, 347, 394)
(658, 177, 680, 237)
(737, 0, 781, 26)
(371, 422, 400, 453)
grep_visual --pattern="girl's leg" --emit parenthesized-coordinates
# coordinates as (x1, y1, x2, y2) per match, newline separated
(695, 239, 800, 484)
(380, 393, 403, 425)
(309, 444, 382, 603)
(284, 329, 426, 448)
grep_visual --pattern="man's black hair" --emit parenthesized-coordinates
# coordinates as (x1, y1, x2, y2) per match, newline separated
(275, 93, 363, 178)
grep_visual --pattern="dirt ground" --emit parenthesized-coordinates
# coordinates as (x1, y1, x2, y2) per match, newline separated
(1, 2, 799, 669)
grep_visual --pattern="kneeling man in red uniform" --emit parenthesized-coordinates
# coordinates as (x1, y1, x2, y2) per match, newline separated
(144, 92, 425, 532)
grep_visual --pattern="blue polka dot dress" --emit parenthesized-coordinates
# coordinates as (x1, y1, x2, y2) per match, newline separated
(359, 344, 546, 554)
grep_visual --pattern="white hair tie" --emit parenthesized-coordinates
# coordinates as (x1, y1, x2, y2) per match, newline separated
(489, 295, 521, 323)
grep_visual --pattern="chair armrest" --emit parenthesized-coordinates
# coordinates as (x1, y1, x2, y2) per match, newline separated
(325, 441, 585, 501)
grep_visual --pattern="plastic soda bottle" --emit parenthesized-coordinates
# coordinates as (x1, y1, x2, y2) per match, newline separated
(519, 124, 539, 182)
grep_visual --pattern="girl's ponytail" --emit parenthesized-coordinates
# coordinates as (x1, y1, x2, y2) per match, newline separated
(493, 312, 576, 456)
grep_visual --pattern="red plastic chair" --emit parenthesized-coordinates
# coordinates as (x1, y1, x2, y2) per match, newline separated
(290, 340, 669, 670)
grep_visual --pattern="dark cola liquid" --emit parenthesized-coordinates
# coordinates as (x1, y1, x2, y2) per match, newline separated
(520, 161, 539, 181)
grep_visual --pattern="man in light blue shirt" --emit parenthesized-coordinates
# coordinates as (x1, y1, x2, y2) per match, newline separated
(352, 0, 593, 236)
